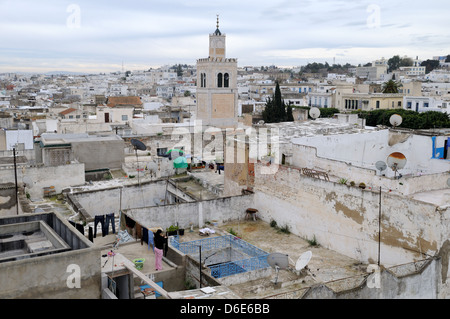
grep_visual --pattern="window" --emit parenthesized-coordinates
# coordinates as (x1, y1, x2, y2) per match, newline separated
(157, 148, 168, 156)
(200, 73, 206, 87)
(407, 102, 412, 109)
(376, 101, 380, 109)
(424, 102, 429, 108)
(398, 101, 402, 107)
(217, 73, 223, 88)
(224, 73, 229, 87)
(122, 115, 128, 121)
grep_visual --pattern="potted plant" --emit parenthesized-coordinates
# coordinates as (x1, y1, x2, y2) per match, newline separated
(166, 225, 179, 236)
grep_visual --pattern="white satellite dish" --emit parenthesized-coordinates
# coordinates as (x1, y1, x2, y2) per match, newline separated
(389, 114, 403, 128)
(309, 107, 321, 120)
(295, 251, 312, 271)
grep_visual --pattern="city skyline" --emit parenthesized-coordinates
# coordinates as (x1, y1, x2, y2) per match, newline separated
(1, 0, 449, 74)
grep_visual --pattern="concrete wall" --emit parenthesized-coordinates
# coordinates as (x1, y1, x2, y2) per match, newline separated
(0, 212, 102, 299)
(291, 132, 450, 196)
(252, 163, 449, 267)
(69, 179, 168, 218)
(300, 258, 443, 299)
(0, 163, 85, 200)
(124, 194, 254, 231)
(291, 130, 449, 178)
(71, 139, 125, 171)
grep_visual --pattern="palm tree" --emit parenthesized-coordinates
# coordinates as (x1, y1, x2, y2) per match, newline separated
(382, 80, 400, 94)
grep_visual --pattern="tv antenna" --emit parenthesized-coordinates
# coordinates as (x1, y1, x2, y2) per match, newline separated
(387, 152, 407, 179)
(375, 161, 387, 175)
(267, 252, 289, 284)
(389, 114, 403, 128)
(309, 107, 321, 120)
(131, 139, 147, 186)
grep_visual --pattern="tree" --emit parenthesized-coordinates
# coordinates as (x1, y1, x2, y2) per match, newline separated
(382, 80, 400, 93)
(421, 59, 440, 74)
(388, 55, 401, 72)
(262, 82, 288, 123)
(354, 109, 450, 129)
(445, 55, 450, 63)
(286, 103, 294, 121)
(176, 64, 183, 77)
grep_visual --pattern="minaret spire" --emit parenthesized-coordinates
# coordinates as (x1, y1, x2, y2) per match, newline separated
(214, 14, 221, 35)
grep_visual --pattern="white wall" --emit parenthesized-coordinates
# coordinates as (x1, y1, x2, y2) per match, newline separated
(0, 163, 85, 199)
(5, 130, 33, 150)
(291, 130, 449, 178)
(252, 163, 449, 267)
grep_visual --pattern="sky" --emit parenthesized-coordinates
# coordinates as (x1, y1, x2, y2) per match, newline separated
(0, 0, 449, 74)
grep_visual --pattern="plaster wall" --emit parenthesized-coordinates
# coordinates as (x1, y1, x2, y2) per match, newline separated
(124, 194, 254, 231)
(252, 164, 448, 267)
(70, 180, 168, 217)
(291, 130, 449, 177)
(71, 139, 125, 171)
(0, 163, 85, 199)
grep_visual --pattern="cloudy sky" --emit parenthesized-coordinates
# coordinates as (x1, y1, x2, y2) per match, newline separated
(0, 0, 449, 73)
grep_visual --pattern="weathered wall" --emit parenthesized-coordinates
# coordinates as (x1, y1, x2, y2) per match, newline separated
(69, 179, 168, 218)
(300, 258, 443, 299)
(0, 248, 102, 299)
(0, 212, 102, 299)
(124, 194, 254, 231)
(252, 163, 448, 267)
(0, 183, 17, 217)
(292, 142, 450, 196)
(291, 130, 449, 178)
(0, 163, 85, 199)
(71, 139, 125, 171)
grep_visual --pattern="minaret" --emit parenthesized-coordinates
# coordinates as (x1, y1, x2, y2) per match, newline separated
(209, 15, 226, 59)
(196, 16, 238, 128)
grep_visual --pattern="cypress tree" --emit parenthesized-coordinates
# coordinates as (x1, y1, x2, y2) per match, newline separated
(286, 103, 294, 121)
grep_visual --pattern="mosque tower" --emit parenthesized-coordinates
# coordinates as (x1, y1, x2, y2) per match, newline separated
(196, 15, 238, 128)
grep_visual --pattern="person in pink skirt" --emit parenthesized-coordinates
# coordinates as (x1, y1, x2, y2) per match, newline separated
(153, 229, 167, 271)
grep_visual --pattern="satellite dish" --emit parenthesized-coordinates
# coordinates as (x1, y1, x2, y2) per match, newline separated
(389, 114, 403, 128)
(131, 139, 147, 151)
(387, 152, 407, 178)
(267, 252, 289, 270)
(23, 176, 33, 189)
(267, 253, 289, 284)
(295, 251, 312, 271)
(309, 107, 321, 120)
(375, 161, 387, 173)
(131, 139, 146, 186)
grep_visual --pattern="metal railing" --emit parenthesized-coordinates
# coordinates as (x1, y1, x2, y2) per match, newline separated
(172, 235, 270, 278)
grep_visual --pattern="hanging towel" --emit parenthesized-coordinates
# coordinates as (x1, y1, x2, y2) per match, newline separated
(148, 229, 154, 252)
